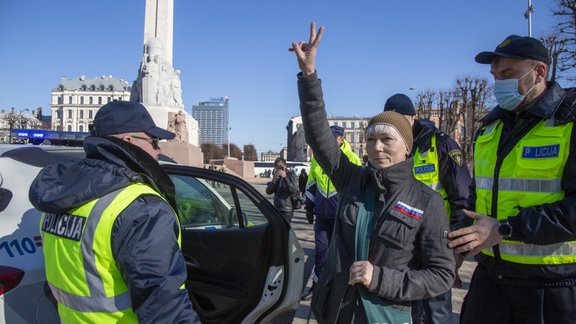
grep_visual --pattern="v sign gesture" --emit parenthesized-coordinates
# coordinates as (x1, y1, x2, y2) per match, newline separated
(290, 22, 324, 75)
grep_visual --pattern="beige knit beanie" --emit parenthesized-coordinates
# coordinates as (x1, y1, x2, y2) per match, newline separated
(366, 111, 413, 153)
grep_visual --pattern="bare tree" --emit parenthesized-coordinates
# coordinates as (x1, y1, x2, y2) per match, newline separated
(437, 90, 459, 138)
(222, 143, 243, 160)
(552, 0, 576, 81)
(243, 144, 258, 161)
(455, 76, 491, 163)
(415, 90, 435, 120)
(201, 143, 225, 164)
(540, 33, 568, 82)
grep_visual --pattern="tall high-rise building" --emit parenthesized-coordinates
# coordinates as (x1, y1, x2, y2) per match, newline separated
(192, 97, 229, 145)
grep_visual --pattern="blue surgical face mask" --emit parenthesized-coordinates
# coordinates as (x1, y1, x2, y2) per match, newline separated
(493, 65, 537, 111)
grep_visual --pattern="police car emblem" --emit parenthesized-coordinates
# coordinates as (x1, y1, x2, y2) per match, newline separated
(448, 149, 464, 167)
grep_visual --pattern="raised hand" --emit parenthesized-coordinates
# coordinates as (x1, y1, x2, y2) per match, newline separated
(289, 22, 324, 75)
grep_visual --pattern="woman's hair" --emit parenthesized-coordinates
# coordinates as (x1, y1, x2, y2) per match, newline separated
(365, 124, 409, 152)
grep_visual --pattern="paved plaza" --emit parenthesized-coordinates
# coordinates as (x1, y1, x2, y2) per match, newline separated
(247, 178, 476, 324)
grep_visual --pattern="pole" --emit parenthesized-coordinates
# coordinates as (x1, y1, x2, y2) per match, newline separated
(525, 0, 534, 37)
(227, 126, 231, 157)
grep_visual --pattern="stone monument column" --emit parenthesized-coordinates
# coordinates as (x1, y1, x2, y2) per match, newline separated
(130, 0, 202, 166)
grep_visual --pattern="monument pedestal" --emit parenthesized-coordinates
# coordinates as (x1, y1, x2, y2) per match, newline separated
(160, 142, 203, 167)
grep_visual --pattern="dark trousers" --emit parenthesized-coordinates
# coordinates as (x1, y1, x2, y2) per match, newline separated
(313, 216, 335, 279)
(412, 289, 452, 324)
(461, 265, 576, 324)
(281, 210, 294, 223)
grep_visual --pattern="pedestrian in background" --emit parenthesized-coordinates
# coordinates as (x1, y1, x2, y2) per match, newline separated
(266, 157, 300, 223)
(449, 35, 576, 324)
(384, 93, 472, 324)
(299, 168, 308, 199)
(291, 22, 454, 324)
(301, 125, 362, 301)
(29, 101, 200, 323)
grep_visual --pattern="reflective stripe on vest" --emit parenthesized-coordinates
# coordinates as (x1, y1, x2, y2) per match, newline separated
(474, 119, 575, 265)
(43, 183, 178, 322)
(413, 135, 450, 215)
(475, 177, 562, 193)
(50, 188, 131, 313)
(483, 241, 576, 265)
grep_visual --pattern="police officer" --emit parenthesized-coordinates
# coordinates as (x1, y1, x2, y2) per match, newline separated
(29, 101, 200, 323)
(384, 93, 472, 324)
(448, 35, 576, 323)
(301, 125, 362, 301)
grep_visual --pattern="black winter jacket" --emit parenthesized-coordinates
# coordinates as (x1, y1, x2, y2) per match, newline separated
(468, 82, 576, 283)
(298, 72, 454, 323)
(29, 136, 200, 323)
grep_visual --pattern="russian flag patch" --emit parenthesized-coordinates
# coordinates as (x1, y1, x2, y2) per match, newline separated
(393, 201, 424, 220)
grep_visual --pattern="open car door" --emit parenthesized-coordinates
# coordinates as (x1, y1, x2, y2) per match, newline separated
(163, 165, 304, 324)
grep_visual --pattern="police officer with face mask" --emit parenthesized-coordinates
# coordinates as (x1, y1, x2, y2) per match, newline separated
(448, 35, 576, 323)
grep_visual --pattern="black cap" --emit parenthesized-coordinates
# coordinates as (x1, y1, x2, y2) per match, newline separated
(91, 101, 175, 139)
(383, 93, 416, 116)
(475, 35, 550, 64)
(330, 125, 345, 138)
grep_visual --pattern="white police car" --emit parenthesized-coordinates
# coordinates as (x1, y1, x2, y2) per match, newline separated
(0, 145, 304, 323)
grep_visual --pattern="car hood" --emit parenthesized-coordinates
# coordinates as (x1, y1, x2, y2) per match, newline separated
(29, 136, 176, 214)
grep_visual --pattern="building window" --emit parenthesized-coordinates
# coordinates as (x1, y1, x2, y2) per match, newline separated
(80, 110, 84, 119)
(79, 125, 84, 132)
(89, 110, 93, 119)
(107, 97, 112, 103)
(80, 97, 84, 104)
(67, 125, 72, 132)
(118, 97, 122, 101)
(334, 121, 338, 126)
(68, 96, 73, 104)
(56, 110, 62, 119)
(67, 110, 72, 119)
(89, 96, 93, 105)
(342, 121, 347, 128)
(98, 97, 102, 105)
(57, 97, 63, 104)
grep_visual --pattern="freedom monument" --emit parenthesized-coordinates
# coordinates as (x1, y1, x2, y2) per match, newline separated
(131, 0, 203, 165)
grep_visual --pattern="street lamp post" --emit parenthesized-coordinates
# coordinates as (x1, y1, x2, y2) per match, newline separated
(524, 0, 534, 37)
(227, 126, 231, 157)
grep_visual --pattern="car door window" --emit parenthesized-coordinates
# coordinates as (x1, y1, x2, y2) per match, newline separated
(170, 174, 268, 229)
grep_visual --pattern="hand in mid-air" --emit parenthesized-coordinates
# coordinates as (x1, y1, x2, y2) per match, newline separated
(448, 209, 503, 257)
(289, 22, 324, 75)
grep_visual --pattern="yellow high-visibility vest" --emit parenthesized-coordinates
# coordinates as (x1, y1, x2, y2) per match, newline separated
(42, 183, 183, 323)
(413, 135, 451, 216)
(306, 139, 362, 202)
(474, 118, 575, 265)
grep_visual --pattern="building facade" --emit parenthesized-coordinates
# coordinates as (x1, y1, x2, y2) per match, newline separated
(288, 115, 369, 162)
(50, 75, 132, 132)
(192, 97, 229, 146)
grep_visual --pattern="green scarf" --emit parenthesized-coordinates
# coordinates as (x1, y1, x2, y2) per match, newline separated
(355, 183, 412, 324)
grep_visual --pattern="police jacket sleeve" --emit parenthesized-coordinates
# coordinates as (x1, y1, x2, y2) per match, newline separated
(507, 126, 576, 245)
(368, 196, 455, 301)
(436, 134, 472, 226)
(297, 71, 361, 191)
(112, 195, 200, 324)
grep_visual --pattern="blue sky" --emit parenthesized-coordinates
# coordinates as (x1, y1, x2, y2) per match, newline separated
(0, 1, 564, 154)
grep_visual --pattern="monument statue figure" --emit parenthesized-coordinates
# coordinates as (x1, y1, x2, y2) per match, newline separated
(174, 110, 188, 143)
